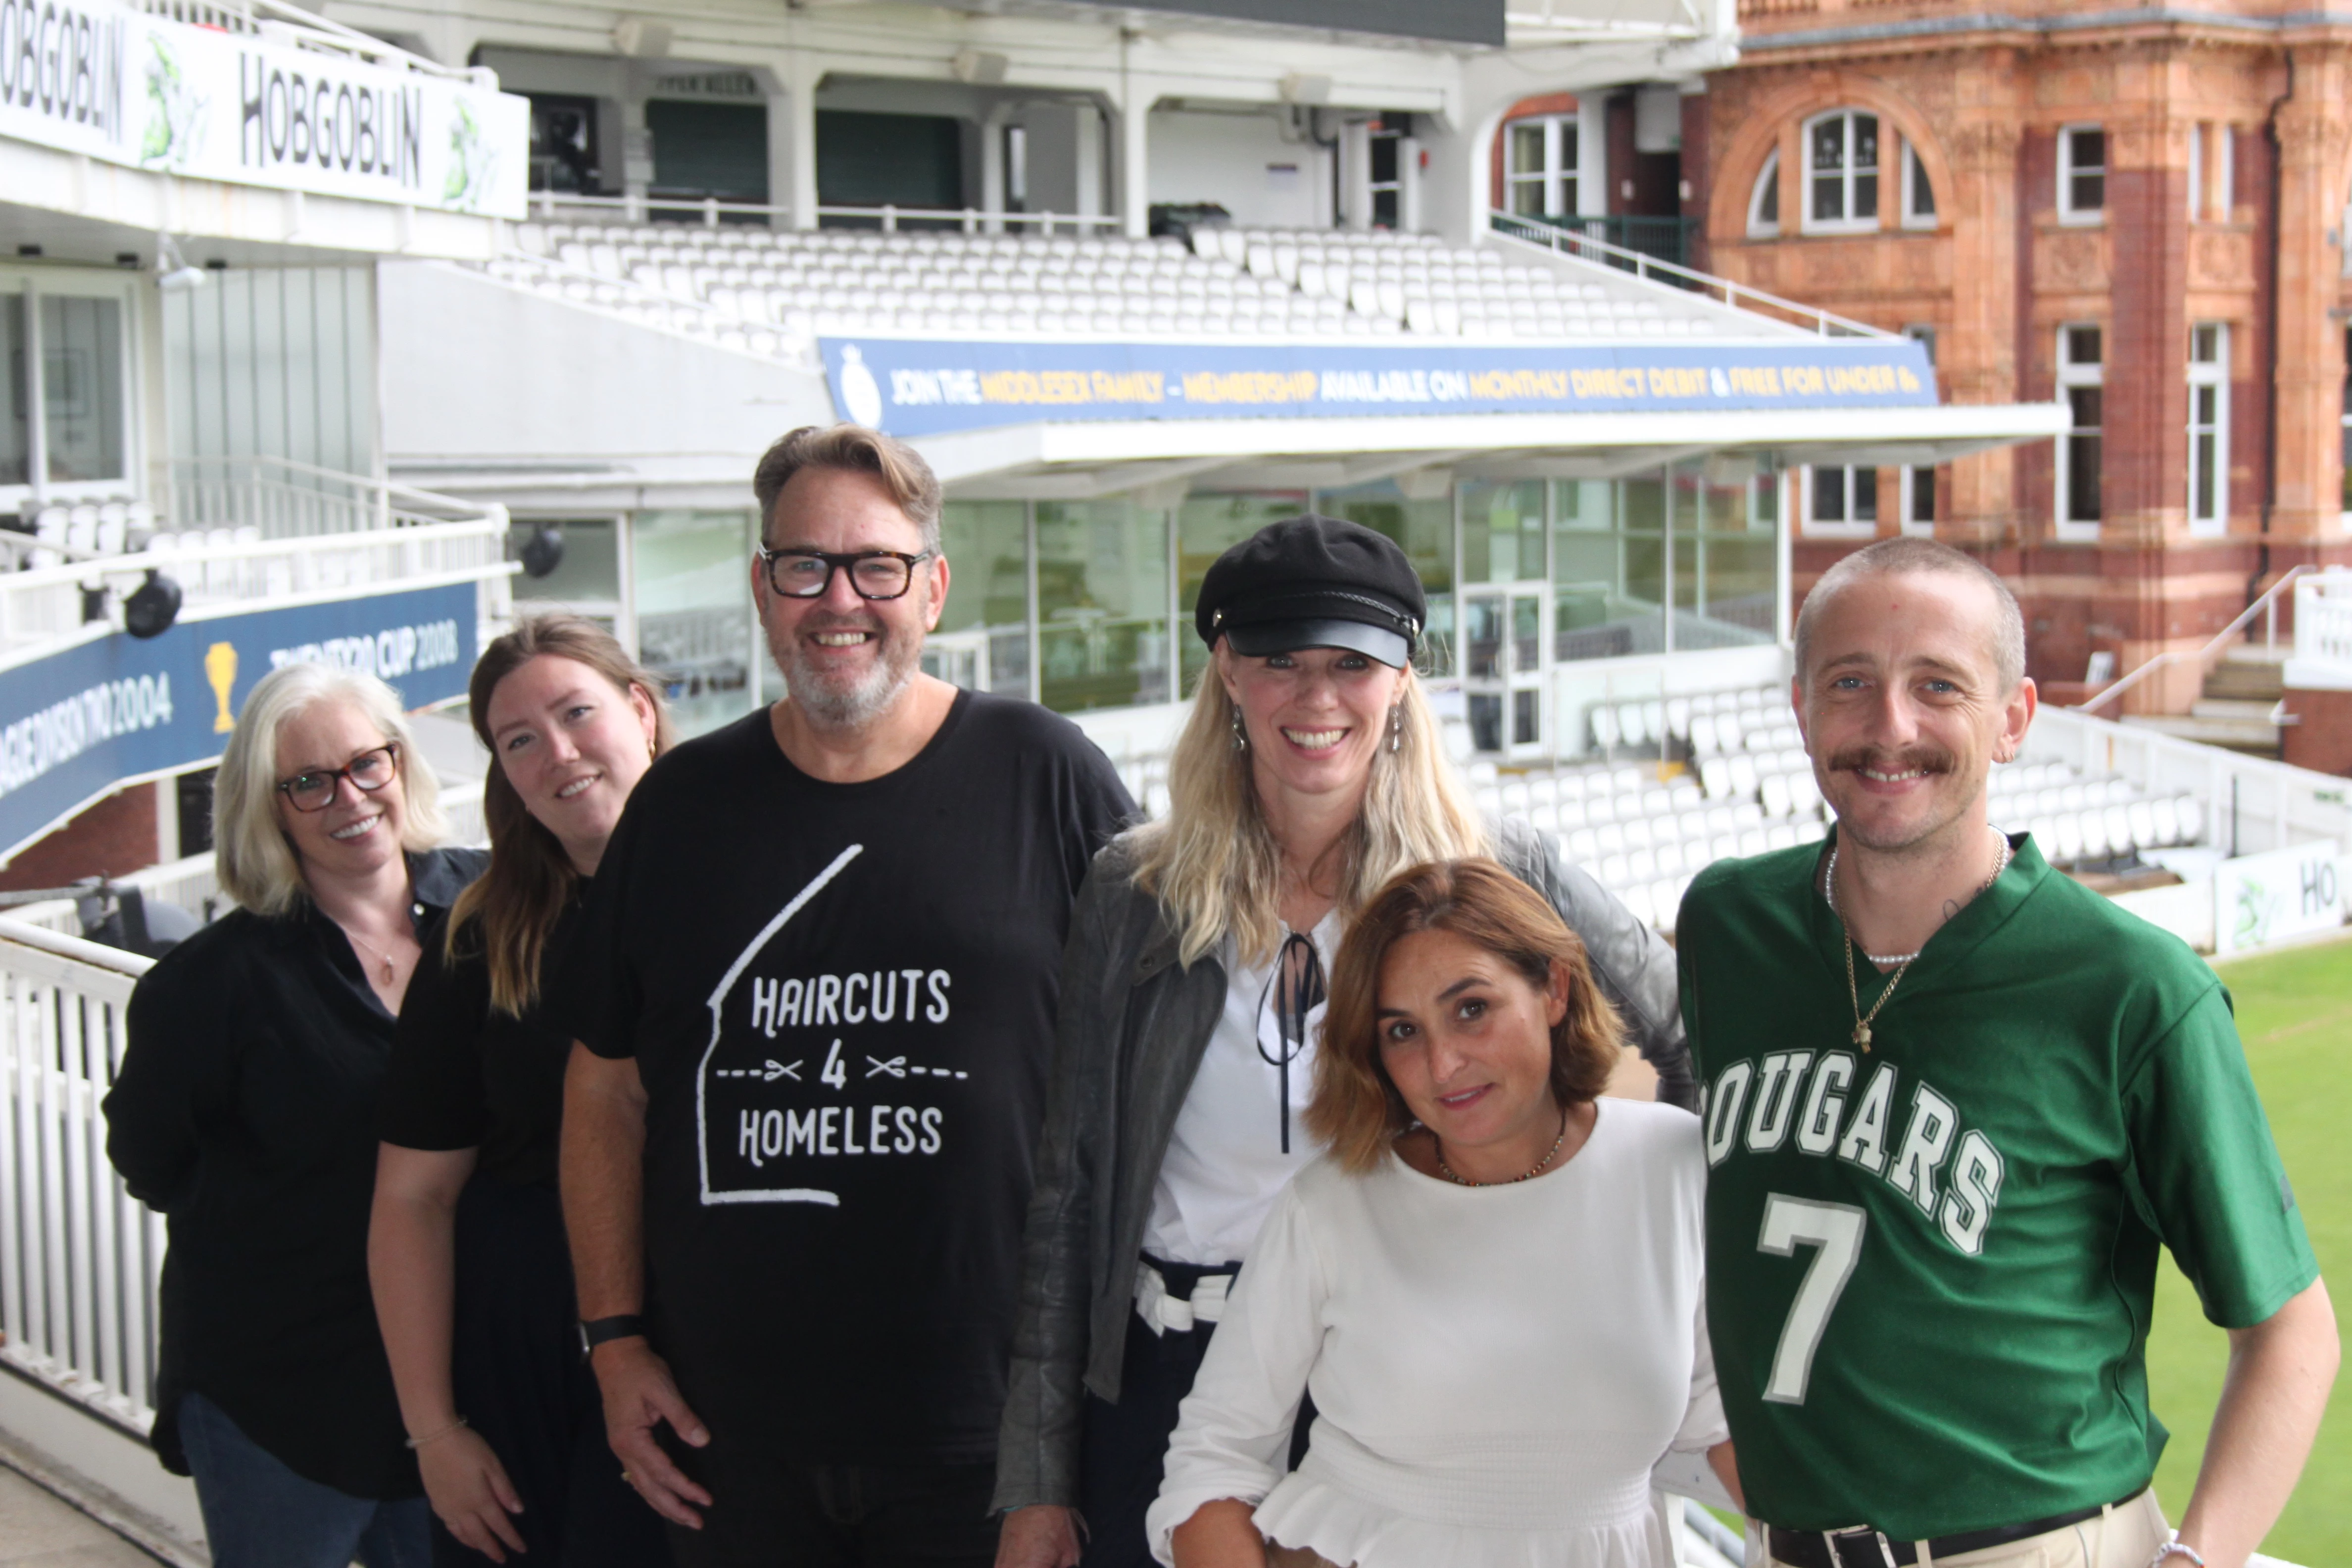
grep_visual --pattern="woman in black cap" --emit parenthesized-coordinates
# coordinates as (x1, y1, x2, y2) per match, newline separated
(991, 514, 1695, 1568)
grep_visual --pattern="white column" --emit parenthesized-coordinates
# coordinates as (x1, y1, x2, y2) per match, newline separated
(980, 106, 1009, 233)
(1075, 101, 1106, 231)
(784, 55, 820, 230)
(1118, 95, 1150, 238)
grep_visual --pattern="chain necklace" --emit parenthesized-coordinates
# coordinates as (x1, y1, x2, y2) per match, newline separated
(1825, 826, 2012, 1053)
(1436, 1104, 1571, 1187)
(344, 929, 408, 987)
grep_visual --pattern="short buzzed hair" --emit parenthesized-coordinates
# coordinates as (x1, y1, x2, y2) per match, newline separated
(1793, 537, 2026, 692)
(754, 423, 943, 553)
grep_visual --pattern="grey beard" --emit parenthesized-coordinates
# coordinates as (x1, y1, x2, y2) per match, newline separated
(773, 626, 919, 732)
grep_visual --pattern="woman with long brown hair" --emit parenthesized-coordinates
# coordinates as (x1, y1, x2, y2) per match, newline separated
(369, 615, 675, 1565)
(1154, 858, 1738, 1568)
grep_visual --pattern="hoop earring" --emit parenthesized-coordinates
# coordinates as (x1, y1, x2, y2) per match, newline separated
(1231, 705, 1249, 752)
(1388, 704, 1403, 755)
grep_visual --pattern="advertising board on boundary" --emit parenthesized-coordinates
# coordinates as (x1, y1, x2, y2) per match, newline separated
(2213, 839, 2344, 956)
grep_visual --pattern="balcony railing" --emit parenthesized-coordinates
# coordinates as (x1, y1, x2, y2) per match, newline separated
(0, 918, 160, 1437)
(1506, 213, 1702, 269)
(1489, 209, 1893, 338)
(521, 190, 1122, 236)
(0, 459, 514, 662)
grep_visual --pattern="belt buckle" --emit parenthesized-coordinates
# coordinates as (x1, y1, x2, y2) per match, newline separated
(1821, 1527, 1898, 1568)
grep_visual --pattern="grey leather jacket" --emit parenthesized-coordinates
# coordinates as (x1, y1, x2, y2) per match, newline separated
(989, 819, 1694, 1513)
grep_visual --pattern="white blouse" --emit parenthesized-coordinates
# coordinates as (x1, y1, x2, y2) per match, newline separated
(1148, 1097, 1726, 1568)
(1142, 914, 1340, 1267)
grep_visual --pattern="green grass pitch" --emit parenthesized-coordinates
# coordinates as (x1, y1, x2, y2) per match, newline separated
(2146, 933, 2351, 1565)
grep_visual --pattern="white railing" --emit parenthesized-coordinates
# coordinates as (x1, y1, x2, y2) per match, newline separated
(520, 191, 1122, 236)
(140, 0, 488, 81)
(2077, 565, 2312, 716)
(1489, 210, 1893, 339)
(0, 919, 161, 1436)
(166, 455, 491, 540)
(0, 518, 516, 662)
(2290, 568, 2352, 677)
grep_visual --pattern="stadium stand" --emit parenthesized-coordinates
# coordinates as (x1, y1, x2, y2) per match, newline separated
(1111, 684, 2218, 935)
(477, 219, 1752, 358)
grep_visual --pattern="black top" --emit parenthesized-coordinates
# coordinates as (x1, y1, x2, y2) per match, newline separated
(566, 692, 1131, 1466)
(104, 848, 489, 1498)
(377, 887, 591, 1187)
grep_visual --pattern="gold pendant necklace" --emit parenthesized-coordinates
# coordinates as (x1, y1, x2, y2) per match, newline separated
(1826, 828, 2012, 1054)
(346, 931, 402, 986)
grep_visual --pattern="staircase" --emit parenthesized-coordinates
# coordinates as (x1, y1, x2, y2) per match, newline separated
(2119, 645, 2287, 758)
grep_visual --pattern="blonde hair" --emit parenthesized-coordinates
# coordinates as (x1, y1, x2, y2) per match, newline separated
(1308, 858, 1625, 1174)
(1127, 661, 1485, 969)
(214, 663, 450, 917)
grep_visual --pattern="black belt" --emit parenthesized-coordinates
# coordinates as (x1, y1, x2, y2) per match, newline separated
(1765, 1492, 2143, 1568)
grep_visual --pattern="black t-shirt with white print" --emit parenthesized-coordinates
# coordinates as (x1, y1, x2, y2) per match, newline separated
(568, 690, 1131, 1465)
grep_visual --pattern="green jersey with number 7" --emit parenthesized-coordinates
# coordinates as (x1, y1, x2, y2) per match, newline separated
(1677, 831, 2317, 1542)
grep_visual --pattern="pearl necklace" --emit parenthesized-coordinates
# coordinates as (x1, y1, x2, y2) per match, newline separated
(1436, 1106, 1571, 1187)
(1822, 826, 2012, 966)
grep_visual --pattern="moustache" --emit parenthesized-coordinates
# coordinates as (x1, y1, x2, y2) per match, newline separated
(1825, 744, 1956, 778)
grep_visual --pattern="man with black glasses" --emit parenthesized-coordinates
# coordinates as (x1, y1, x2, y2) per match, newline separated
(560, 424, 1133, 1567)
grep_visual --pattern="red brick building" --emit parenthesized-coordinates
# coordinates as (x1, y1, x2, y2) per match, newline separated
(1632, 3, 2352, 714)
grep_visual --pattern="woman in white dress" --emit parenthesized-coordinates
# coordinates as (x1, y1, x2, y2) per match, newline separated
(1152, 858, 1740, 1568)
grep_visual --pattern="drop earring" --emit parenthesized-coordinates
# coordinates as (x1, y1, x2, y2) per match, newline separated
(1231, 705, 1249, 752)
(1388, 705, 1403, 754)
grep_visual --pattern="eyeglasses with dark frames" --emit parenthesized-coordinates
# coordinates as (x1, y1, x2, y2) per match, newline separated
(757, 547, 933, 601)
(276, 743, 400, 813)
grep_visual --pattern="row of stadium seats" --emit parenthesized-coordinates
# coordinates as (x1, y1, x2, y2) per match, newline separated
(7, 498, 157, 566)
(489, 221, 1733, 347)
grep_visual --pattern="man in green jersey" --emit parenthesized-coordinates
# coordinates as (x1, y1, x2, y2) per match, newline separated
(1677, 538, 2336, 1568)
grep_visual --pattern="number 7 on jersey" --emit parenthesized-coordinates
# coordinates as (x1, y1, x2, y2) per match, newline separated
(1757, 1194, 1868, 1405)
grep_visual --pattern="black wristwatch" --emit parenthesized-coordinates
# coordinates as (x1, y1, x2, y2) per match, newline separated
(580, 1314, 647, 1355)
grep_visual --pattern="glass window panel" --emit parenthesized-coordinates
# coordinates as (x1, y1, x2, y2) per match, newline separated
(0, 296, 25, 487)
(1853, 116, 1878, 172)
(1812, 118, 1845, 173)
(1461, 479, 1544, 583)
(1512, 594, 1540, 675)
(39, 295, 125, 484)
(1513, 180, 1546, 217)
(1179, 492, 1309, 690)
(1319, 482, 1454, 677)
(1854, 173, 1878, 221)
(936, 499, 1031, 698)
(1468, 691, 1504, 753)
(1466, 594, 1504, 680)
(1910, 467, 1936, 524)
(1511, 123, 1546, 177)
(1512, 688, 1539, 746)
(1853, 467, 1878, 522)
(1909, 145, 1935, 217)
(635, 509, 756, 737)
(1811, 469, 1848, 524)
(2066, 326, 2102, 365)
(1699, 534, 1777, 642)
(511, 518, 621, 607)
(1036, 498, 1172, 713)
(1756, 160, 1778, 226)
(2194, 433, 2217, 518)
(1813, 175, 1844, 224)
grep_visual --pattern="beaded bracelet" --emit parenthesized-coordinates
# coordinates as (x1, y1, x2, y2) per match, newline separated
(2150, 1541, 2205, 1568)
(404, 1414, 470, 1451)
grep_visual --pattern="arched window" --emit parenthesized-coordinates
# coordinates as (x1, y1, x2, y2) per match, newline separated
(1748, 147, 1781, 238)
(1803, 109, 1880, 234)
(1902, 140, 1936, 228)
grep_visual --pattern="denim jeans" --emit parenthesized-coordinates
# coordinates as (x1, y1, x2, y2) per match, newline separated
(178, 1391, 432, 1568)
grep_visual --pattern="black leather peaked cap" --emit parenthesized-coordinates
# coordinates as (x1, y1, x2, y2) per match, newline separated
(1195, 514, 1425, 669)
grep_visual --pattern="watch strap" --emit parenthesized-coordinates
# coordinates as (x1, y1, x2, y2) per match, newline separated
(580, 1314, 647, 1351)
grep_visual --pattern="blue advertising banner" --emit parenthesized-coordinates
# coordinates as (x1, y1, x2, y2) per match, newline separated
(0, 584, 476, 858)
(818, 336, 1938, 439)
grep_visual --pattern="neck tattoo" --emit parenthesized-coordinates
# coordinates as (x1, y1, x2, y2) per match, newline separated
(1823, 825, 2013, 1053)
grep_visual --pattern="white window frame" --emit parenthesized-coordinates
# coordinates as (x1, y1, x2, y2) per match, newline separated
(1802, 466, 1879, 539)
(2187, 123, 2204, 222)
(2055, 323, 2104, 543)
(1802, 110, 1882, 235)
(1749, 146, 1781, 238)
(1902, 139, 1936, 229)
(1505, 113, 1582, 220)
(0, 266, 146, 516)
(2187, 322, 2229, 539)
(2059, 124, 2106, 225)
(2215, 124, 2234, 216)
(1900, 467, 1937, 537)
